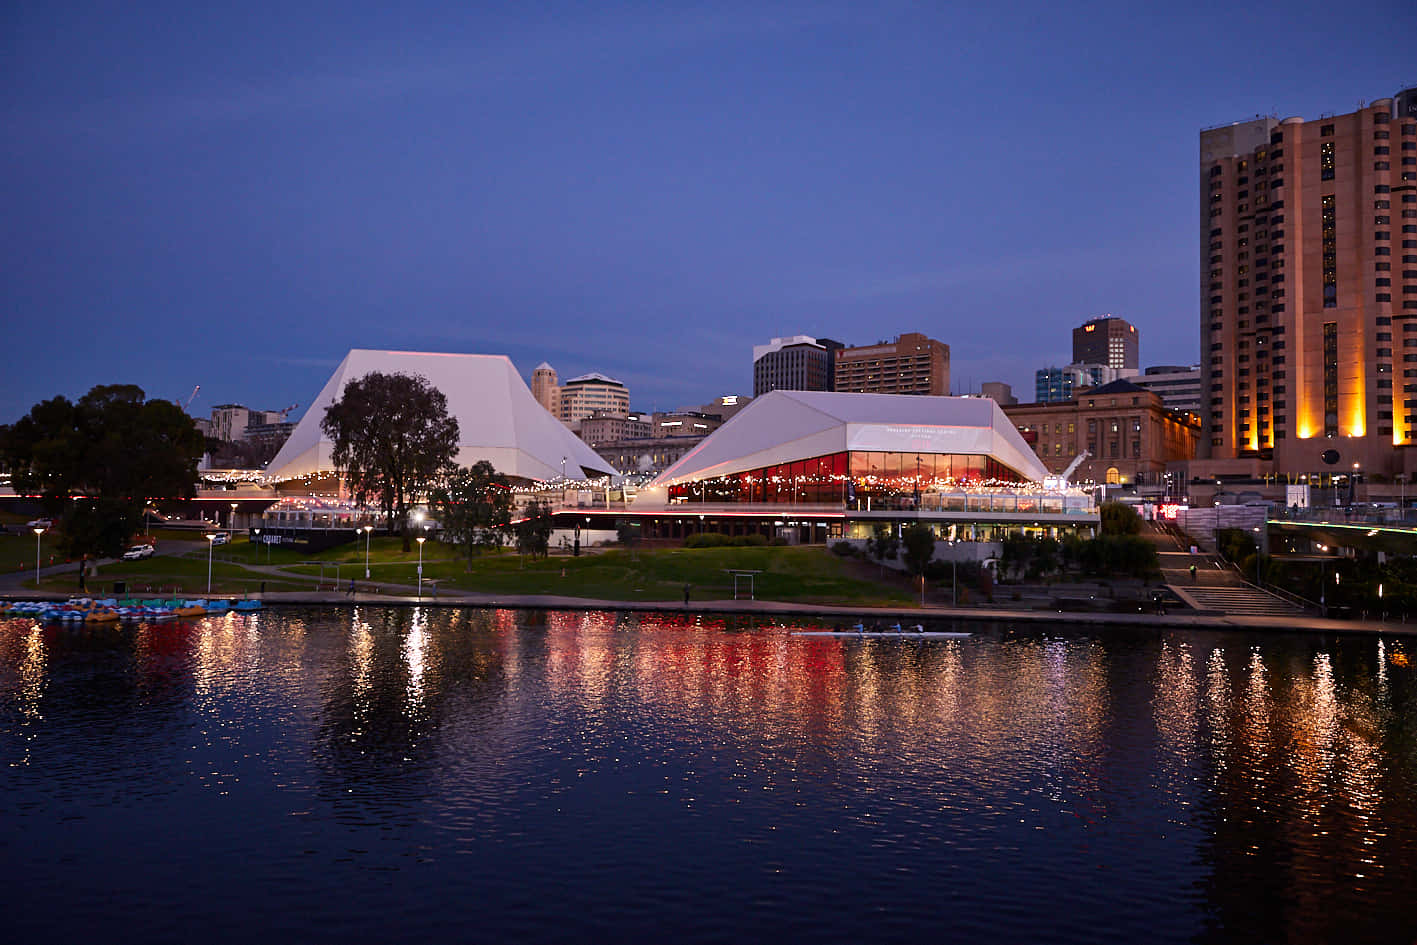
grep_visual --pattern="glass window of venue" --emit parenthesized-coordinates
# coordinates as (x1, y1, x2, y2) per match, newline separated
(666, 451, 1026, 504)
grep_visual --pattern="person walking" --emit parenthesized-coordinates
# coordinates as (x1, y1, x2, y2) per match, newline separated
(1189, 564, 1197, 583)
(683, 583, 691, 607)
(347, 577, 355, 597)
(78, 556, 87, 593)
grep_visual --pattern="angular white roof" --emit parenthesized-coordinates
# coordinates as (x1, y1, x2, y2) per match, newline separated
(265, 349, 616, 482)
(647, 390, 1050, 486)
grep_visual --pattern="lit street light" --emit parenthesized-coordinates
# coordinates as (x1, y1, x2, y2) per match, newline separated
(230, 502, 239, 533)
(363, 525, 374, 579)
(416, 536, 426, 600)
(33, 526, 45, 588)
(205, 533, 217, 595)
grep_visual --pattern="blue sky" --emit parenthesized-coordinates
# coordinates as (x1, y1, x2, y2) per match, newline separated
(3, 1, 1414, 423)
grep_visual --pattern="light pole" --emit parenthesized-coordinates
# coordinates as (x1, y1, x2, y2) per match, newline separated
(33, 526, 45, 588)
(230, 502, 238, 533)
(363, 524, 373, 579)
(205, 533, 216, 595)
(416, 536, 426, 599)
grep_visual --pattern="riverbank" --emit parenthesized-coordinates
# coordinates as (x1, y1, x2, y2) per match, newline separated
(4, 585, 1413, 638)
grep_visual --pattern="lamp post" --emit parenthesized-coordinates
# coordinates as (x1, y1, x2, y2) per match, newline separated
(416, 536, 426, 600)
(33, 526, 45, 588)
(230, 502, 238, 533)
(363, 525, 373, 579)
(205, 533, 216, 595)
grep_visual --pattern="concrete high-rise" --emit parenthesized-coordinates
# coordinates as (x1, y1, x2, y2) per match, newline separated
(1200, 88, 1417, 478)
(530, 362, 559, 415)
(834, 332, 950, 396)
(752, 336, 842, 396)
(1072, 316, 1139, 372)
(556, 373, 630, 426)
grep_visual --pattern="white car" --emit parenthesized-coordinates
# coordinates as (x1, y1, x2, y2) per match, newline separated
(210, 532, 230, 545)
(122, 544, 155, 560)
(27, 518, 53, 529)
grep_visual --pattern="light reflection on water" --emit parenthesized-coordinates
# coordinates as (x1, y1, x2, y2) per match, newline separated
(0, 607, 1414, 945)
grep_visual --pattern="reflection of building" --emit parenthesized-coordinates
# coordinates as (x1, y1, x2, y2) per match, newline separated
(557, 373, 630, 425)
(1004, 378, 1200, 486)
(1199, 88, 1417, 480)
(630, 390, 1095, 541)
(265, 349, 615, 488)
(753, 336, 843, 396)
(1073, 315, 1139, 371)
(834, 332, 950, 396)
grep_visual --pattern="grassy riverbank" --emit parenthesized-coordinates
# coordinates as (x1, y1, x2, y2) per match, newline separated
(31, 538, 917, 606)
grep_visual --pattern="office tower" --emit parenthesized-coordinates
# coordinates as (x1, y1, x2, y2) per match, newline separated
(1034, 363, 1119, 403)
(834, 332, 950, 395)
(1200, 87, 1417, 476)
(531, 362, 559, 415)
(752, 336, 842, 396)
(1133, 365, 1202, 414)
(557, 373, 630, 425)
(1073, 316, 1139, 372)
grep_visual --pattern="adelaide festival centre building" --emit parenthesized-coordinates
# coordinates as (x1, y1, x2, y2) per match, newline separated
(619, 390, 1098, 544)
(258, 350, 615, 545)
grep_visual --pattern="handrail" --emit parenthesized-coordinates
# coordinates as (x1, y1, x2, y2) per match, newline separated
(1239, 578, 1321, 614)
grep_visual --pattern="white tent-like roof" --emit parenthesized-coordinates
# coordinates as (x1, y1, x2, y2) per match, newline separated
(265, 350, 616, 483)
(644, 390, 1049, 488)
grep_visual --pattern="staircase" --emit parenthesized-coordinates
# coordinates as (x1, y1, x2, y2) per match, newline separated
(1149, 522, 1311, 617)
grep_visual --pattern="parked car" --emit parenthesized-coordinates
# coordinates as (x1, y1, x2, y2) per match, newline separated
(122, 544, 155, 560)
(210, 532, 230, 545)
(27, 518, 53, 529)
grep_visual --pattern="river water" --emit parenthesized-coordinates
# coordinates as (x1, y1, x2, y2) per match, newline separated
(1, 607, 1414, 944)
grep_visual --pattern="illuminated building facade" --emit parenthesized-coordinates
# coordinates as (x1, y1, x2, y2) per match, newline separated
(556, 373, 630, 425)
(631, 390, 1096, 541)
(1200, 88, 1417, 478)
(1073, 316, 1139, 372)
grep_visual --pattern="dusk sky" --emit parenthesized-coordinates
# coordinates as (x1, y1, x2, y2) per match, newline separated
(4, 1, 1414, 424)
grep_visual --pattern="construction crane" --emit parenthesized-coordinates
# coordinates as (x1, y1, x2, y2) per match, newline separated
(277, 403, 298, 420)
(183, 385, 201, 412)
(1044, 450, 1092, 492)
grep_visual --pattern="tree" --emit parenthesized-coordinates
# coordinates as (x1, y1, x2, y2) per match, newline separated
(1100, 501, 1142, 536)
(321, 372, 460, 551)
(617, 520, 641, 558)
(865, 524, 899, 576)
(901, 524, 936, 579)
(516, 500, 554, 558)
(0, 384, 205, 558)
(431, 461, 512, 565)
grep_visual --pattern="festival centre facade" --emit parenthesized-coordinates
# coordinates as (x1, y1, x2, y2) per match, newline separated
(627, 390, 1098, 543)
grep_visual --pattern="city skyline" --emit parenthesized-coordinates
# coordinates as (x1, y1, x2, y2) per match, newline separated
(4, 1, 1414, 423)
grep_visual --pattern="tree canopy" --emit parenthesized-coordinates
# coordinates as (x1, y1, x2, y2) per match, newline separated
(1100, 501, 1142, 536)
(320, 371, 459, 550)
(515, 500, 554, 558)
(0, 384, 205, 557)
(900, 524, 937, 578)
(431, 461, 512, 564)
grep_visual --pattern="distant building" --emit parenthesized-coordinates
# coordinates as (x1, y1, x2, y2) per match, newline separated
(680, 394, 752, 423)
(1034, 363, 1120, 403)
(210, 404, 290, 442)
(752, 336, 842, 396)
(244, 420, 298, 453)
(1133, 365, 1202, 414)
(557, 373, 630, 426)
(1004, 379, 1200, 486)
(578, 412, 651, 445)
(1072, 315, 1139, 372)
(530, 362, 559, 415)
(978, 382, 1017, 406)
(834, 332, 950, 396)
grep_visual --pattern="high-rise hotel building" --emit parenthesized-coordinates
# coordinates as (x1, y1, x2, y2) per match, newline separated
(1200, 88, 1417, 477)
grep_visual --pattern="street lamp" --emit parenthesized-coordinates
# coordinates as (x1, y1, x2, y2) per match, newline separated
(33, 526, 45, 588)
(415, 536, 426, 599)
(363, 524, 374, 579)
(205, 533, 217, 595)
(230, 502, 238, 533)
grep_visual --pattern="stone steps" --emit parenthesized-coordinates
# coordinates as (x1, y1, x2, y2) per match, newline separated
(1169, 583, 1307, 616)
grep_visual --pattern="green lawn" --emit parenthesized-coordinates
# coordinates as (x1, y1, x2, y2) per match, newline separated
(26, 539, 917, 605)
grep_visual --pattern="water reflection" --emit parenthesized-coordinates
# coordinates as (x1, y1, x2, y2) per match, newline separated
(0, 610, 1414, 943)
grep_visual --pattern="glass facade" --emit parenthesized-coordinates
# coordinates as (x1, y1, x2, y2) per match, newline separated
(665, 450, 1027, 505)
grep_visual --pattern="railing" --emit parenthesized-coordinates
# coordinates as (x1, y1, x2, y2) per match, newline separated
(1270, 506, 1417, 528)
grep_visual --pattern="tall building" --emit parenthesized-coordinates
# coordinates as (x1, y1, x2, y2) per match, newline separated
(979, 382, 1018, 406)
(1133, 365, 1202, 414)
(530, 362, 559, 415)
(834, 332, 950, 396)
(556, 373, 630, 425)
(1200, 88, 1417, 478)
(752, 336, 842, 396)
(1072, 316, 1139, 371)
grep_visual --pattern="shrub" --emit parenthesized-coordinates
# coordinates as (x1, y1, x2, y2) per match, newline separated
(831, 541, 856, 557)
